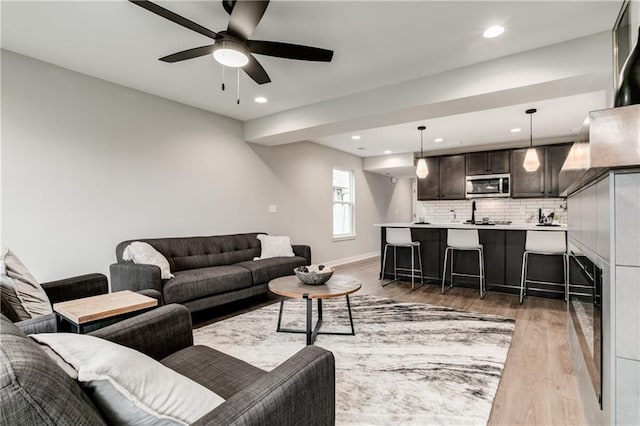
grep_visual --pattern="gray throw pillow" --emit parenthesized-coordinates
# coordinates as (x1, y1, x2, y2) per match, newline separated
(0, 249, 52, 321)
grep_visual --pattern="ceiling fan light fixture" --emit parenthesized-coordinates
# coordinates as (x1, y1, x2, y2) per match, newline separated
(213, 41, 249, 68)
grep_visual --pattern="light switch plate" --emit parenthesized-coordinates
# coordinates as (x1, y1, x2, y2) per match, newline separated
(268, 204, 277, 214)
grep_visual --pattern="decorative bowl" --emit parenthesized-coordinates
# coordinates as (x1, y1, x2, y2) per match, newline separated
(294, 265, 335, 285)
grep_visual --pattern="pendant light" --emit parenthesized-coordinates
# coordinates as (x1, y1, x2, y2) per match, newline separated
(523, 108, 540, 172)
(415, 126, 429, 179)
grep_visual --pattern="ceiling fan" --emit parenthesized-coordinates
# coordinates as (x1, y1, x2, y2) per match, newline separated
(130, 0, 334, 90)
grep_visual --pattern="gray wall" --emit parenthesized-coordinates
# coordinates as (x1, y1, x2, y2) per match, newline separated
(1, 50, 411, 281)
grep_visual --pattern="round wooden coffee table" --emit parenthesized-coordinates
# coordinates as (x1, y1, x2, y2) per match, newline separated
(268, 275, 362, 345)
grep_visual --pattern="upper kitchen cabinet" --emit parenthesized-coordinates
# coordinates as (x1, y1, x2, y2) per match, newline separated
(544, 144, 572, 197)
(416, 157, 441, 200)
(466, 150, 510, 175)
(440, 155, 466, 200)
(511, 147, 546, 198)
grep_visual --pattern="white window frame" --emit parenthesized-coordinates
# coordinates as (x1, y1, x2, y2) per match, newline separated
(332, 167, 356, 240)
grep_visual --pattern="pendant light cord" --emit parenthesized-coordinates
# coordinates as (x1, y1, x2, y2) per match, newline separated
(529, 113, 533, 148)
(420, 129, 424, 157)
(526, 108, 537, 148)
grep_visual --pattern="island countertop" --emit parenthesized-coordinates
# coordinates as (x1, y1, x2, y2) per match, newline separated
(374, 222, 567, 231)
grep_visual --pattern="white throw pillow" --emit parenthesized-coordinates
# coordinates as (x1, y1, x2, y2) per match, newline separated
(123, 242, 174, 279)
(255, 235, 295, 260)
(31, 333, 224, 425)
(0, 249, 53, 321)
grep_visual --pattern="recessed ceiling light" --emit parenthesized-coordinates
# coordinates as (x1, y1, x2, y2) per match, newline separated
(483, 25, 505, 39)
(254, 96, 268, 103)
(384, 150, 392, 154)
(510, 128, 522, 133)
(434, 138, 444, 143)
(351, 135, 361, 140)
(357, 147, 365, 150)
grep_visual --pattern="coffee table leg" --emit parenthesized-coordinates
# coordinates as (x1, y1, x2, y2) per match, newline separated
(306, 297, 313, 345)
(346, 295, 355, 336)
(276, 299, 285, 332)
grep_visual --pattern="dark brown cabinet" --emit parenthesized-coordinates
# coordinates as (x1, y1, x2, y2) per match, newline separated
(511, 144, 571, 198)
(416, 157, 440, 200)
(466, 150, 510, 175)
(439, 155, 466, 199)
(545, 144, 571, 197)
(511, 147, 546, 198)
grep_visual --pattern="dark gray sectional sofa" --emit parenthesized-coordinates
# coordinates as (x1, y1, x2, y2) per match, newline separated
(110, 233, 311, 312)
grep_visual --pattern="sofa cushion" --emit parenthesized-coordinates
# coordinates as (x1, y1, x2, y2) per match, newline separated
(31, 333, 224, 426)
(256, 235, 294, 259)
(123, 241, 174, 279)
(0, 249, 52, 321)
(161, 345, 266, 399)
(163, 266, 253, 304)
(116, 233, 264, 272)
(0, 316, 106, 425)
(235, 256, 308, 285)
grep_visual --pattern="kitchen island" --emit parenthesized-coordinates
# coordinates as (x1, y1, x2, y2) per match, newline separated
(375, 222, 568, 299)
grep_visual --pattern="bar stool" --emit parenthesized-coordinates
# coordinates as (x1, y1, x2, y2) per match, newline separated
(520, 230, 568, 304)
(381, 227, 424, 290)
(441, 229, 486, 298)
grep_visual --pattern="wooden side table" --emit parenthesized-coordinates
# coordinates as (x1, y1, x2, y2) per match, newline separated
(53, 290, 157, 333)
(268, 275, 362, 345)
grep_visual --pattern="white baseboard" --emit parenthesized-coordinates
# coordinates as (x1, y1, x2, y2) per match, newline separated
(322, 251, 380, 267)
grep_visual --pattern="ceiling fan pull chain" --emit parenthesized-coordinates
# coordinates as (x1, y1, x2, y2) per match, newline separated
(237, 67, 240, 105)
(221, 63, 225, 91)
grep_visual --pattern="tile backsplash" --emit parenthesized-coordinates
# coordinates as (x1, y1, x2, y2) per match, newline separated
(416, 198, 567, 225)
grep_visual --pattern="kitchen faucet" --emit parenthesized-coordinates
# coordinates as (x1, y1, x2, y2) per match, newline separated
(471, 201, 476, 224)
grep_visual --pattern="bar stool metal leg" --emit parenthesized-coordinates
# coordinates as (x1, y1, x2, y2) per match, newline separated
(564, 253, 569, 301)
(418, 245, 424, 284)
(410, 245, 415, 290)
(478, 248, 485, 299)
(520, 251, 529, 304)
(441, 247, 450, 294)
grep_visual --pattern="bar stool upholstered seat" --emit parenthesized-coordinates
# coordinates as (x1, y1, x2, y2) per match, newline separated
(520, 230, 568, 304)
(381, 227, 423, 290)
(441, 229, 486, 298)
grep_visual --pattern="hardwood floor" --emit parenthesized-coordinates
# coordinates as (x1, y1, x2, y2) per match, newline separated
(193, 257, 585, 426)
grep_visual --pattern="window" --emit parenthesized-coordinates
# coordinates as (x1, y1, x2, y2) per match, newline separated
(333, 168, 355, 239)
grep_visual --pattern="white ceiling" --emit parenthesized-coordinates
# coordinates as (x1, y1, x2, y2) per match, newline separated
(1, 1, 621, 156)
(314, 91, 606, 157)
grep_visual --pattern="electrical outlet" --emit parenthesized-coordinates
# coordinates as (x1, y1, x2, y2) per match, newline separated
(394, 209, 399, 215)
(268, 204, 277, 214)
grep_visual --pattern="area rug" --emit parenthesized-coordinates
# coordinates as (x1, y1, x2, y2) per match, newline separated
(193, 295, 515, 425)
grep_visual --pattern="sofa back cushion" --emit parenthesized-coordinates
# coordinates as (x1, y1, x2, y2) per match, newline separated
(0, 315, 106, 425)
(116, 233, 264, 273)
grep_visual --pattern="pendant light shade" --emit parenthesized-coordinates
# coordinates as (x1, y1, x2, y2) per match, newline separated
(415, 125, 429, 178)
(416, 158, 428, 179)
(523, 148, 540, 172)
(523, 108, 540, 172)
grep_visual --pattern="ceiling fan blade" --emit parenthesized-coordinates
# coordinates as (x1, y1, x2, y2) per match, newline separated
(159, 45, 216, 63)
(226, 1, 270, 40)
(247, 40, 333, 62)
(130, 1, 218, 40)
(243, 54, 271, 84)
(222, 0, 235, 15)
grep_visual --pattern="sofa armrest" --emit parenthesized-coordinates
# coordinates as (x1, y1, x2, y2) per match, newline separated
(16, 313, 57, 334)
(110, 262, 162, 293)
(89, 304, 193, 360)
(41, 273, 108, 304)
(193, 346, 335, 426)
(292, 245, 311, 265)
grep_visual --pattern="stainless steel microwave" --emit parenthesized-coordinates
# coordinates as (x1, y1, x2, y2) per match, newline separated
(465, 174, 510, 198)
